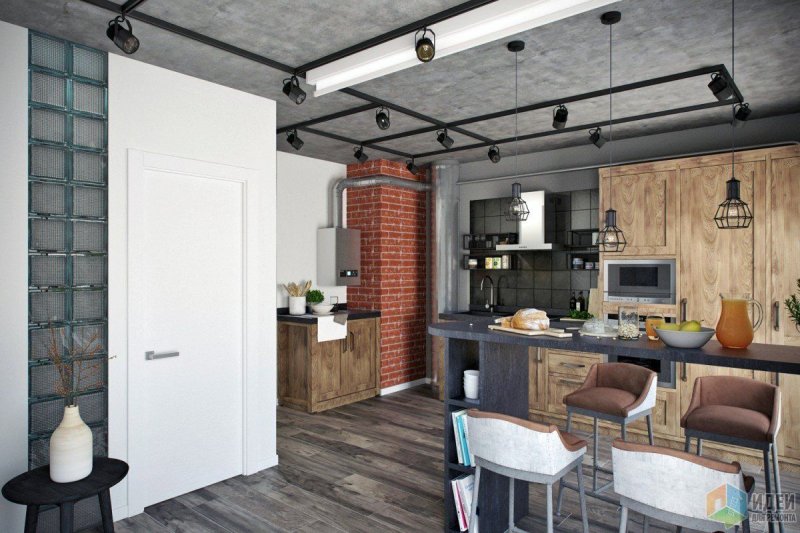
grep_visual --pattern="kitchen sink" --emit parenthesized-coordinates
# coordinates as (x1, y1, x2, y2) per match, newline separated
(463, 310, 513, 318)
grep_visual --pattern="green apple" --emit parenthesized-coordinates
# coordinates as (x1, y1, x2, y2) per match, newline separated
(659, 323, 680, 331)
(680, 320, 702, 332)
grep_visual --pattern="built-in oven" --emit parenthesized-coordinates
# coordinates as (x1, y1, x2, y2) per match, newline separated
(604, 259, 676, 305)
(608, 354, 676, 389)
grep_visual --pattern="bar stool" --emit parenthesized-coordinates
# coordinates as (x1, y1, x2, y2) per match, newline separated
(466, 409, 589, 533)
(613, 439, 754, 532)
(681, 375, 783, 533)
(557, 362, 657, 512)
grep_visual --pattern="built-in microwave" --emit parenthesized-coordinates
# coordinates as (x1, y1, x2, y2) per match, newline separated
(603, 259, 676, 305)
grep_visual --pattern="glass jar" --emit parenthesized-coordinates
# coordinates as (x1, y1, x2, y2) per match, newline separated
(645, 314, 664, 341)
(618, 306, 640, 340)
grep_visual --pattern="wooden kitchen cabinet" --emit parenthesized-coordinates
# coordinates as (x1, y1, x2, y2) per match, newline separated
(278, 317, 380, 413)
(599, 164, 678, 256)
(767, 152, 800, 461)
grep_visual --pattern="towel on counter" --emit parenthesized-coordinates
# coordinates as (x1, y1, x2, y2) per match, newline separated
(333, 312, 348, 325)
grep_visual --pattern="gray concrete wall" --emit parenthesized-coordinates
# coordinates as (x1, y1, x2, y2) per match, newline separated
(454, 113, 800, 310)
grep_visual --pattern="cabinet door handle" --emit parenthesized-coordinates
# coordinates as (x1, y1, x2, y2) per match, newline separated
(680, 362, 687, 382)
(680, 298, 687, 323)
(349, 331, 354, 352)
(773, 301, 781, 331)
(559, 362, 586, 369)
(558, 378, 585, 386)
(341, 338, 347, 352)
(536, 348, 542, 364)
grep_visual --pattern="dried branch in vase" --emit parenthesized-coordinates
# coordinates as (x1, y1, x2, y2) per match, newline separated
(46, 325, 106, 406)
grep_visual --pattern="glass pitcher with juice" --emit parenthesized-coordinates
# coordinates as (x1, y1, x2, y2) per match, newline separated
(715, 294, 763, 349)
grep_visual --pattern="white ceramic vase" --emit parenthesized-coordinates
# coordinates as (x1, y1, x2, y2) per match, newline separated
(49, 405, 93, 483)
(288, 296, 306, 315)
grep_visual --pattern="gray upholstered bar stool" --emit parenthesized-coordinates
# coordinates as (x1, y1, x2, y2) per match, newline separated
(681, 375, 783, 533)
(613, 439, 754, 533)
(557, 362, 657, 512)
(466, 410, 589, 533)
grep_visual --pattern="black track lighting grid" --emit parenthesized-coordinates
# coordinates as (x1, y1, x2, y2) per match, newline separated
(82, 0, 746, 162)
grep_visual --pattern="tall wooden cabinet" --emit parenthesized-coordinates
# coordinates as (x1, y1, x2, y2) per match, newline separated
(598, 145, 800, 466)
(278, 317, 381, 413)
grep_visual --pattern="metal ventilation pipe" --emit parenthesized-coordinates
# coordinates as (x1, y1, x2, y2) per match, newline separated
(431, 160, 460, 315)
(334, 175, 432, 228)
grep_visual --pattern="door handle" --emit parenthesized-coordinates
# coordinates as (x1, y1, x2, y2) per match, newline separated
(773, 301, 780, 331)
(349, 331, 354, 352)
(145, 350, 179, 361)
(680, 362, 687, 382)
(680, 298, 687, 323)
(341, 338, 347, 352)
(559, 362, 586, 369)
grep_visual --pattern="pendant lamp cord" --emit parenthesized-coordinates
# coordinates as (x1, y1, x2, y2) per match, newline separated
(514, 49, 519, 177)
(731, 0, 735, 174)
(608, 19, 613, 178)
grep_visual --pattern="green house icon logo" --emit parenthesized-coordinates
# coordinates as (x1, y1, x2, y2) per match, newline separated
(707, 483, 748, 526)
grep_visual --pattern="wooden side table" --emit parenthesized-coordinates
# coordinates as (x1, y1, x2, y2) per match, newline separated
(2, 457, 128, 533)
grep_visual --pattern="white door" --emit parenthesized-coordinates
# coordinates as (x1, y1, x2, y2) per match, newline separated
(127, 151, 250, 511)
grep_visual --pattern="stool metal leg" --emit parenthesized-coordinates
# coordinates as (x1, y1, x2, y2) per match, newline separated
(618, 505, 628, 533)
(508, 476, 515, 533)
(646, 415, 654, 445)
(621, 421, 627, 441)
(763, 447, 775, 533)
(771, 442, 784, 533)
(684, 435, 691, 452)
(468, 465, 481, 533)
(546, 483, 554, 533)
(566, 411, 572, 432)
(99, 488, 115, 532)
(643, 514, 650, 533)
(60, 502, 74, 533)
(556, 410, 574, 516)
(576, 463, 589, 533)
(593, 416, 599, 492)
(24, 505, 38, 533)
(696, 438, 703, 455)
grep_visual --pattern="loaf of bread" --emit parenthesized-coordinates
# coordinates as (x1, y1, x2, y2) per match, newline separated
(510, 308, 550, 330)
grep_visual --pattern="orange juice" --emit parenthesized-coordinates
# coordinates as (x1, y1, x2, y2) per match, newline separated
(645, 316, 664, 341)
(716, 298, 754, 348)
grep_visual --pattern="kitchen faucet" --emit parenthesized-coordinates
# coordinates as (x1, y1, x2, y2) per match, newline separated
(480, 275, 494, 312)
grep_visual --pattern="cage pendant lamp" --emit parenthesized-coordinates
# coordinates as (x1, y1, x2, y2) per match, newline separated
(597, 11, 626, 253)
(504, 40, 530, 222)
(715, 0, 752, 229)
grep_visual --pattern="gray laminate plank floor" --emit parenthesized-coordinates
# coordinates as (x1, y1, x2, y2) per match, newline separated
(109, 387, 799, 533)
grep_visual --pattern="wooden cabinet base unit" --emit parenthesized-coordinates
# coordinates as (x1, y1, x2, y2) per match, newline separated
(278, 317, 380, 413)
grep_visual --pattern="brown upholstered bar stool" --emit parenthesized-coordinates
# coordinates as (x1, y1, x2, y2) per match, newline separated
(556, 362, 657, 512)
(681, 375, 783, 533)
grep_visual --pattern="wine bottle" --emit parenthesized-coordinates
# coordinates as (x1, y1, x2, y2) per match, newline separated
(577, 291, 586, 312)
(569, 292, 577, 311)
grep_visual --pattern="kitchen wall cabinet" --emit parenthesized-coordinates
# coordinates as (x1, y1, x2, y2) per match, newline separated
(278, 317, 380, 413)
(599, 165, 678, 256)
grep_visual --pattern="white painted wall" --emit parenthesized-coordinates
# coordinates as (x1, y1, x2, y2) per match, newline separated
(276, 151, 347, 307)
(454, 114, 800, 310)
(0, 20, 29, 533)
(107, 55, 278, 518)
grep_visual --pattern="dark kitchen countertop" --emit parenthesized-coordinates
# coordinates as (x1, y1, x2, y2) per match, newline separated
(277, 308, 380, 324)
(428, 320, 800, 374)
(438, 310, 583, 331)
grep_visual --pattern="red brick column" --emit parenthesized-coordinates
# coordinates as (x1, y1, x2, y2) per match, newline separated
(346, 160, 428, 389)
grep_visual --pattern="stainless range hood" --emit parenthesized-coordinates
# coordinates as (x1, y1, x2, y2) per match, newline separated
(496, 191, 553, 251)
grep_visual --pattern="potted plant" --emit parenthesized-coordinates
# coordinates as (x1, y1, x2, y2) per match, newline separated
(786, 278, 800, 332)
(306, 289, 331, 315)
(46, 326, 106, 482)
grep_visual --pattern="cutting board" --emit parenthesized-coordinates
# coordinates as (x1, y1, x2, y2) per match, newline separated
(488, 325, 573, 338)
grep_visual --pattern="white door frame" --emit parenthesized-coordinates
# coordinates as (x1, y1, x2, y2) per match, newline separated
(117, 149, 276, 517)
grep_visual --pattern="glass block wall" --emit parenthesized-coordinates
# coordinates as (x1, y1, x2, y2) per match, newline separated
(28, 31, 108, 531)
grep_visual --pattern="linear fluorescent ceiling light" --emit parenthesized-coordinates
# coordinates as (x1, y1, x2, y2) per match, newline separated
(306, 0, 617, 97)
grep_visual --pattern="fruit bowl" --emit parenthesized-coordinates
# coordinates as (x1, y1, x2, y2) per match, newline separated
(655, 326, 715, 349)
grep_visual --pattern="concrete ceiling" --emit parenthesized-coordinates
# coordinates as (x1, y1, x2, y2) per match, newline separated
(2, 0, 799, 165)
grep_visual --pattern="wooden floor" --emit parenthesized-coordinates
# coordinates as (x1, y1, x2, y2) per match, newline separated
(112, 387, 799, 533)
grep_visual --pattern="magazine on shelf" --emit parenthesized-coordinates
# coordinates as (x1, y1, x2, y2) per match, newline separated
(451, 473, 475, 531)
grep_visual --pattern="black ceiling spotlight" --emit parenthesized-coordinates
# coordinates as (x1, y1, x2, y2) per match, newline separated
(487, 145, 501, 163)
(286, 129, 303, 150)
(353, 145, 368, 163)
(406, 159, 419, 174)
(552, 104, 569, 129)
(415, 27, 436, 62)
(589, 127, 607, 148)
(106, 16, 140, 54)
(436, 129, 454, 149)
(708, 72, 734, 101)
(282, 76, 307, 105)
(733, 102, 751, 127)
(375, 106, 391, 130)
